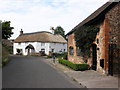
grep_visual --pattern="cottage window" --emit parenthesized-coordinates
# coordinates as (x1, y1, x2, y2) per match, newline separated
(18, 42, 21, 45)
(51, 49, 54, 52)
(59, 49, 62, 53)
(16, 49, 22, 55)
(64, 49, 66, 52)
(41, 43, 45, 46)
(69, 46, 74, 55)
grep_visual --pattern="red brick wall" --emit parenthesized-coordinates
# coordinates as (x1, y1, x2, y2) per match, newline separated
(67, 33, 84, 63)
(95, 19, 110, 73)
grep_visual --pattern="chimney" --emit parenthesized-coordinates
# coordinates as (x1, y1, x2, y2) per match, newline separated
(50, 26, 54, 34)
(20, 29, 23, 35)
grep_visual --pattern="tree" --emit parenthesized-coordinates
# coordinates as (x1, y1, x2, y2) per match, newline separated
(2, 21, 14, 39)
(54, 26, 66, 39)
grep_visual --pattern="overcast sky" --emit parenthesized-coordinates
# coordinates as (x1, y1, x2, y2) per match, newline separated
(0, 0, 109, 39)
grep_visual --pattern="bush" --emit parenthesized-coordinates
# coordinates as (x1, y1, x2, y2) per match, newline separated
(58, 59, 89, 71)
(51, 52, 68, 59)
(47, 55, 52, 58)
(2, 45, 10, 67)
(2, 57, 10, 66)
(3, 44, 13, 54)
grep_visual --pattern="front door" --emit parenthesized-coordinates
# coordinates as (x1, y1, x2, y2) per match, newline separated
(27, 48, 30, 55)
(92, 44, 97, 70)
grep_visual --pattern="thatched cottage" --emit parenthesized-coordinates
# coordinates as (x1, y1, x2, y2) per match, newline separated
(14, 30, 67, 55)
(66, 1, 119, 76)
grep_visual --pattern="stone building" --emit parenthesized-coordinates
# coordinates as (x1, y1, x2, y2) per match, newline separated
(66, 1, 120, 75)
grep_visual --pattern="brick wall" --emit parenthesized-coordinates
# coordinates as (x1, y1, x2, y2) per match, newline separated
(95, 3, 120, 74)
(67, 33, 84, 63)
(95, 19, 110, 74)
(67, 3, 120, 74)
(105, 3, 120, 75)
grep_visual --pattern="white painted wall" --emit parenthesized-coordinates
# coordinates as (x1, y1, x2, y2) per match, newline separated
(14, 42, 67, 55)
(36, 42, 50, 55)
(49, 43, 67, 53)
(13, 42, 37, 55)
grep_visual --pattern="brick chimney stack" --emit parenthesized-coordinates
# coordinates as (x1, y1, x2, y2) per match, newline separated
(20, 29, 23, 35)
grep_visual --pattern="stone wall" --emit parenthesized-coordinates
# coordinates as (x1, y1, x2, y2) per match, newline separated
(105, 2, 120, 75)
(105, 3, 120, 46)
(95, 22, 106, 74)
(67, 3, 120, 75)
(67, 33, 84, 63)
(95, 2, 120, 74)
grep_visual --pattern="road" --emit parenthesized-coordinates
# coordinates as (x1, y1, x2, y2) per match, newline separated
(2, 56, 82, 88)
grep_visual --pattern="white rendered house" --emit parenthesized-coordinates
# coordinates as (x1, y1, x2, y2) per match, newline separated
(13, 30, 67, 55)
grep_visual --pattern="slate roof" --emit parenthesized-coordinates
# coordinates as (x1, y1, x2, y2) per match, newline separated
(66, 1, 119, 35)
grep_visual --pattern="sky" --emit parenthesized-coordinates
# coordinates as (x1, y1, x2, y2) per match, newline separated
(0, 0, 109, 39)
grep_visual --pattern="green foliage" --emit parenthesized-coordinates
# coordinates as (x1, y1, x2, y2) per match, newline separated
(58, 59, 89, 71)
(54, 26, 66, 39)
(2, 45, 10, 66)
(74, 25, 99, 57)
(2, 44, 13, 54)
(47, 55, 52, 58)
(2, 21, 14, 39)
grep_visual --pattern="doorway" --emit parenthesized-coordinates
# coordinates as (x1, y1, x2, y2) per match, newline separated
(108, 44, 119, 76)
(25, 44, 35, 55)
(92, 44, 97, 70)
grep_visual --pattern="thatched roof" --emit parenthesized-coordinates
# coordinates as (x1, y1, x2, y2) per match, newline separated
(15, 31, 67, 43)
(66, 2, 119, 35)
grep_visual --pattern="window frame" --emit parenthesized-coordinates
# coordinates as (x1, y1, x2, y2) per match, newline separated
(69, 46, 74, 55)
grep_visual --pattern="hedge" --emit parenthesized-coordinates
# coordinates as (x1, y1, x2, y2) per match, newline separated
(48, 52, 68, 60)
(47, 55, 52, 58)
(58, 59, 89, 71)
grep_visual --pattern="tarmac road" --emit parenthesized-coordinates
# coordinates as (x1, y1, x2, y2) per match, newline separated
(2, 56, 82, 88)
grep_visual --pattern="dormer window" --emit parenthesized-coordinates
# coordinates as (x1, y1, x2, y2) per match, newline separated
(18, 42, 21, 45)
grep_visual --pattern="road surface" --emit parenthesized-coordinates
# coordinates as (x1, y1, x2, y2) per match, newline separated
(3, 56, 82, 88)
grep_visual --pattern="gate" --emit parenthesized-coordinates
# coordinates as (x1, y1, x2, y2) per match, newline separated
(108, 44, 120, 76)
